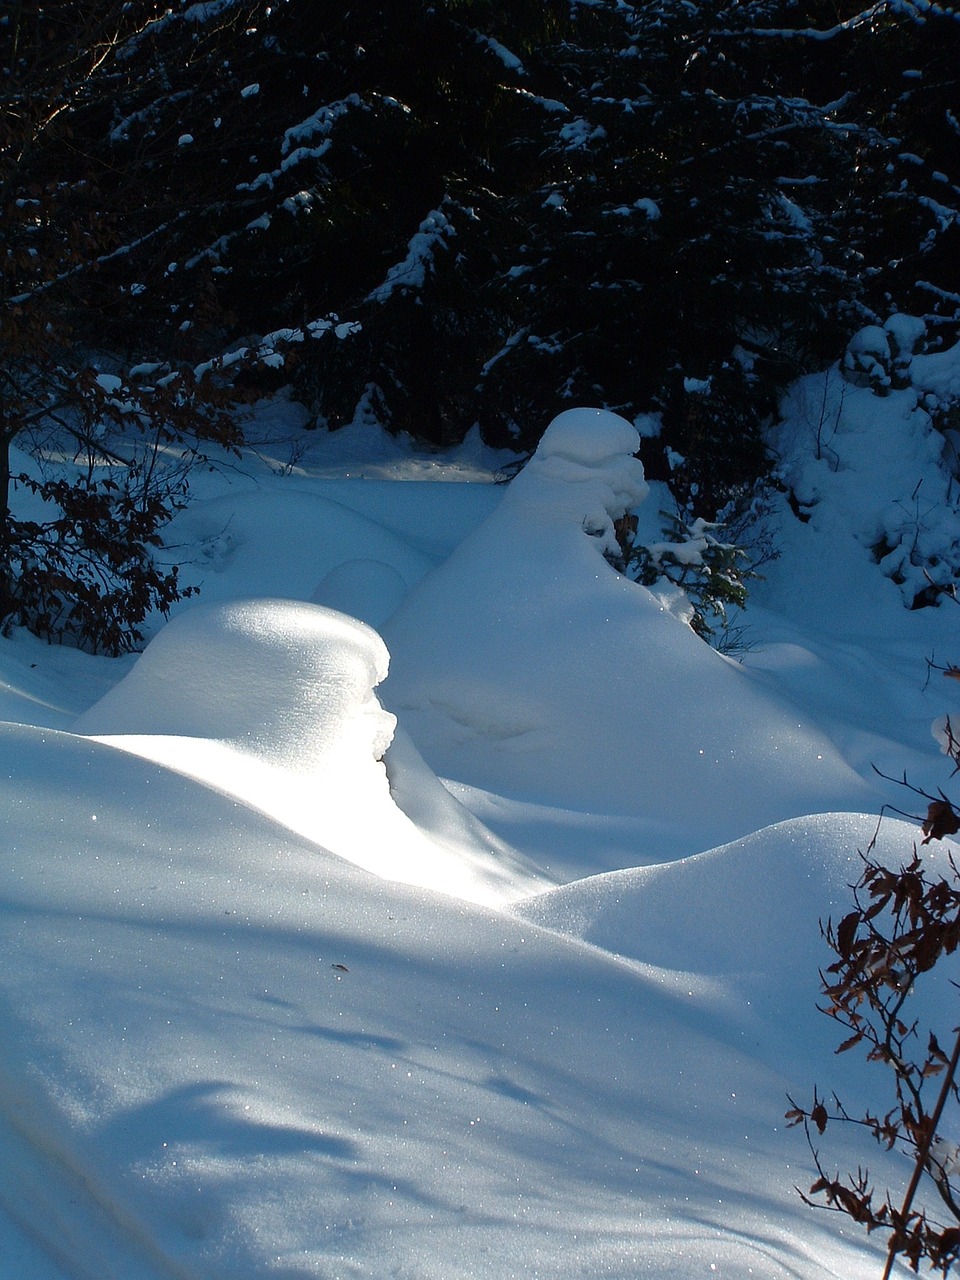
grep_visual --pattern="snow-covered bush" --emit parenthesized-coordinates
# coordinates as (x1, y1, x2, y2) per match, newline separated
(623, 513, 751, 645)
(885, 314, 928, 391)
(841, 326, 893, 394)
(842, 317, 930, 396)
(775, 328, 960, 612)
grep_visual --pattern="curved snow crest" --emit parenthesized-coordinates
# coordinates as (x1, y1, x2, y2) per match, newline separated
(533, 406, 646, 466)
(75, 599, 548, 905)
(516, 811, 959, 1053)
(311, 557, 409, 629)
(165, 486, 432, 624)
(517, 812, 902, 974)
(505, 406, 648, 562)
(76, 598, 395, 773)
(383, 409, 871, 833)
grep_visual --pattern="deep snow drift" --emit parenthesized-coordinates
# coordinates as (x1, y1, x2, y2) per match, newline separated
(2, 393, 960, 1279)
(75, 598, 545, 906)
(383, 407, 871, 844)
(0, 734, 912, 1280)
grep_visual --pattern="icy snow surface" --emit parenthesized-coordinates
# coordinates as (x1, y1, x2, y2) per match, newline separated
(2, 398, 960, 1278)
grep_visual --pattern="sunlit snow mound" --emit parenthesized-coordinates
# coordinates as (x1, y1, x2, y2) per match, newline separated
(518, 811, 960, 1073)
(383, 407, 871, 839)
(75, 599, 546, 904)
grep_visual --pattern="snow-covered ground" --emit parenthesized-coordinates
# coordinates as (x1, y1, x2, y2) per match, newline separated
(2, 361, 960, 1278)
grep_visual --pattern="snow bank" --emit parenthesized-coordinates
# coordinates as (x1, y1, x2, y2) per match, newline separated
(0, 629, 131, 730)
(517, 812, 958, 1058)
(0, 724, 893, 1278)
(77, 598, 396, 767)
(768, 341, 960, 617)
(310, 557, 408, 628)
(2, 391, 945, 1279)
(75, 599, 546, 905)
(383, 408, 871, 839)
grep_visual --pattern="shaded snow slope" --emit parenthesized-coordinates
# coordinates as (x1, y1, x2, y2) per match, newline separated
(384, 409, 873, 837)
(517, 812, 959, 1064)
(163, 488, 433, 616)
(742, 344, 960, 800)
(310, 557, 408, 629)
(765, 364, 956, 623)
(75, 600, 546, 906)
(0, 723, 895, 1279)
(5, 389, 959, 1279)
(0, 629, 134, 730)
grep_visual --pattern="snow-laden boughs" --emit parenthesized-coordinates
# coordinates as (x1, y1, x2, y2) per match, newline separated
(623, 512, 752, 646)
(365, 207, 459, 305)
(476, 0, 958, 537)
(152, 0, 572, 443)
(4, 0, 960, 647)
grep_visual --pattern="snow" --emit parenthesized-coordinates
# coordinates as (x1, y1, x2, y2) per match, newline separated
(382, 409, 868, 838)
(2, 388, 960, 1277)
(884, 312, 926, 356)
(474, 33, 525, 74)
(365, 207, 457, 303)
(533, 405, 645, 466)
(846, 324, 890, 357)
(769, 341, 960, 610)
(74, 599, 543, 907)
(311, 558, 408, 628)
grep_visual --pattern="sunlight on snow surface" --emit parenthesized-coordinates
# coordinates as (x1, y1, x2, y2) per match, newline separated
(75, 598, 546, 907)
(2, 401, 960, 1277)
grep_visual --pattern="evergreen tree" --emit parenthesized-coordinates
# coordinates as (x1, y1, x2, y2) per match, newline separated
(477, 0, 958, 515)
(97, 1, 959, 479)
(111, 0, 571, 443)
